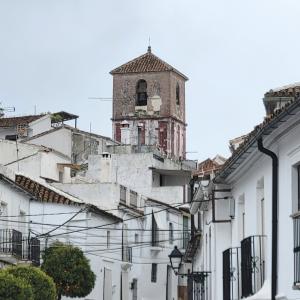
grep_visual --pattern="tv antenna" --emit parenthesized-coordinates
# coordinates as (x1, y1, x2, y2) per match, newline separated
(0, 103, 15, 118)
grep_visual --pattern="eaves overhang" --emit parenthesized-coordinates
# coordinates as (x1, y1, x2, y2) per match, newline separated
(215, 97, 300, 183)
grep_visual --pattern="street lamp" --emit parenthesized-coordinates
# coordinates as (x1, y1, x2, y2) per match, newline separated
(168, 246, 210, 283)
(168, 246, 183, 274)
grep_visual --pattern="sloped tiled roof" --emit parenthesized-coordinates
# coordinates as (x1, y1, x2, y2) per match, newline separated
(110, 47, 188, 80)
(215, 91, 300, 182)
(0, 115, 45, 128)
(265, 82, 300, 97)
(12, 174, 122, 221)
(194, 155, 226, 177)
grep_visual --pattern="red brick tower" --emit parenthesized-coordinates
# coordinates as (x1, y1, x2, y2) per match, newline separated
(110, 47, 188, 159)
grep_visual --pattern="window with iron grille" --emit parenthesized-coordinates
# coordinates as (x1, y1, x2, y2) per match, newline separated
(151, 263, 157, 282)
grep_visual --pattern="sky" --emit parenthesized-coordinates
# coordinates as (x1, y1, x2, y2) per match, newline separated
(1, 0, 300, 161)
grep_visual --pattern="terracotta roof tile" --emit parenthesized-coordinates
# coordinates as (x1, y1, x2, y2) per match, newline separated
(110, 48, 188, 80)
(216, 94, 300, 181)
(0, 115, 45, 128)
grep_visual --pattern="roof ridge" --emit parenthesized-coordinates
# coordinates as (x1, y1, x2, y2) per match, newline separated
(110, 50, 188, 80)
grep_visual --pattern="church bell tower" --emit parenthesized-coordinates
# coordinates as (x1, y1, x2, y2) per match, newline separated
(110, 47, 188, 159)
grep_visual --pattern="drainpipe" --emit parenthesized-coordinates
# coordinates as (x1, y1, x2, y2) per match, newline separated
(257, 138, 278, 300)
(189, 178, 196, 239)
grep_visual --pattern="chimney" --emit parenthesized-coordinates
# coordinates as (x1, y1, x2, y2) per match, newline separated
(121, 120, 130, 144)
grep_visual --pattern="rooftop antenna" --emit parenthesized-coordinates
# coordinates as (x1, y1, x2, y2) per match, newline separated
(0, 103, 15, 118)
(148, 37, 151, 53)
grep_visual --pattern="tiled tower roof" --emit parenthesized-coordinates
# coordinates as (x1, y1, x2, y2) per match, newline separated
(110, 47, 188, 80)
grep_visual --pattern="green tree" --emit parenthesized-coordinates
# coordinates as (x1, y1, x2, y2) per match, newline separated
(5, 265, 56, 300)
(0, 272, 33, 300)
(41, 242, 96, 300)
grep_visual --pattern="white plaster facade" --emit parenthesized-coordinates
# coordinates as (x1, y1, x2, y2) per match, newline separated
(0, 139, 72, 183)
(190, 100, 300, 299)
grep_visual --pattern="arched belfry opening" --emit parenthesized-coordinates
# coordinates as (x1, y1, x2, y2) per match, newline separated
(136, 79, 148, 106)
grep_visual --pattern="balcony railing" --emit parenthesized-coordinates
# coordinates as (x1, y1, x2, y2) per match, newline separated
(188, 271, 210, 300)
(0, 229, 40, 265)
(0, 229, 22, 258)
(223, 247, 241, 300)
(241, 235, 265, 298)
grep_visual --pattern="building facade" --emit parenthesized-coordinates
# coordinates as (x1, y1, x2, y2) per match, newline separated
(189, 83, 300, 300)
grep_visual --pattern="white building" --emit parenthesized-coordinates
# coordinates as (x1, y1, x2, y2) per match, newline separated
(190, 83, 300, 300)
(51, 150, 193, 300)
(0, 139, 72, 183)
(0, 166, 126, 300)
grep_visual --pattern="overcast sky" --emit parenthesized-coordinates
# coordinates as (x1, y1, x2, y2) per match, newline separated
(1, 0, 300, 161)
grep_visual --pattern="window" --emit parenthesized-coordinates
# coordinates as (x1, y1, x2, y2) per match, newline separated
(176, 83, 180, 105)
(115, 123, 121, 142)
(183, 216, 189, 248)
(18, 210, 26, 234)
(151, 212, 159, 246)
(135, 233, 139, 244)
(197, 211, 202, 232)
(151, 263, 157, 282)
(120, 185, 127, 204)
(106, 231, 110, 248)
(59, 171, 64, 183)
(136, 79, 147, 106)
(0, 202, 8, 228)
(169, 223, 174, 244)
(130, 191, 138, 207)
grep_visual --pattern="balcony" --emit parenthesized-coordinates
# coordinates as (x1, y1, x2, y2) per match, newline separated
(240, 235, 265, 298)
(0, 229, 40, 265)
(223, 247, 241, 300)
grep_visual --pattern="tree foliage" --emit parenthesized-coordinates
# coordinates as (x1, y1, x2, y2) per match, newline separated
(41, 242, 96, 300)
(5, 265, 56, 300)
(0, 272, 33, 300)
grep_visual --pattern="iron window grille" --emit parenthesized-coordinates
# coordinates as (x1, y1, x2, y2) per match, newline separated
(241, 235, 265, 298)
(223, 247, 241, 300)
(294, 214, 300, 285)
